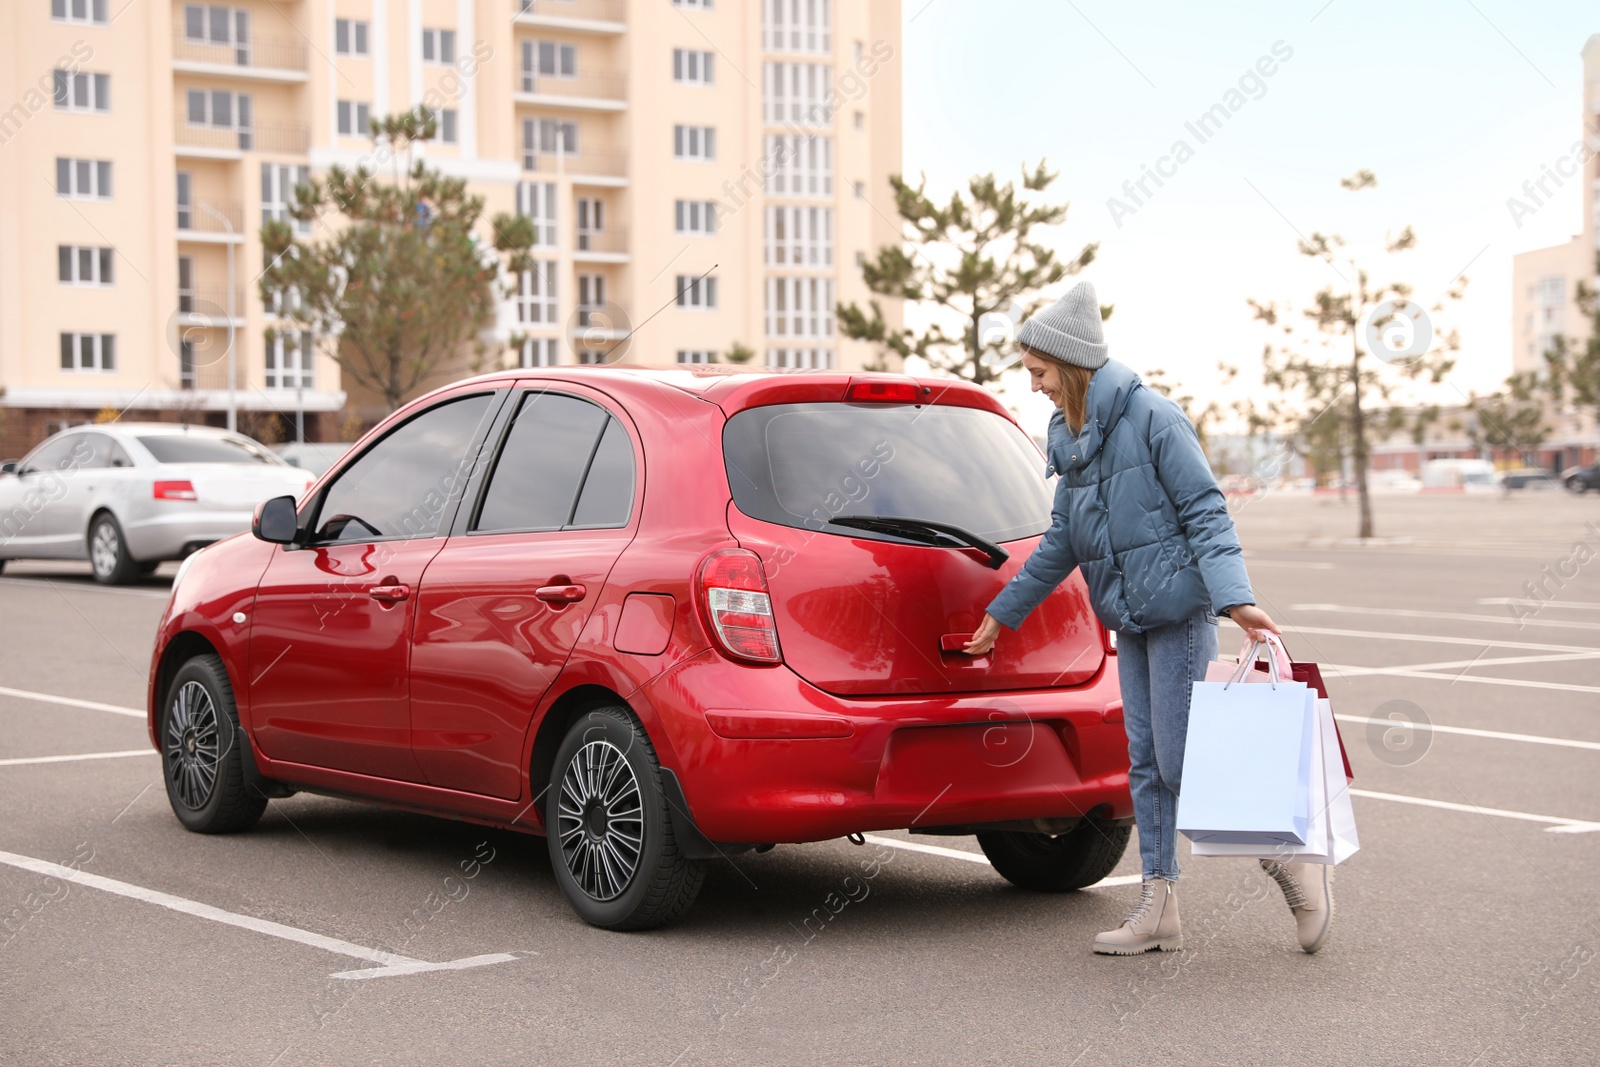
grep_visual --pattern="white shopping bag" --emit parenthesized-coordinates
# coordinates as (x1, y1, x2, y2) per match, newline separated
(1178, 648, 1316, 847)
(1191, 695, 1360, 865)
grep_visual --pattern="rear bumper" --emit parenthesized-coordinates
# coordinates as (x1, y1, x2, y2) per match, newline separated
(122, 509, 252, 561)
(644, 653, 1130, 844)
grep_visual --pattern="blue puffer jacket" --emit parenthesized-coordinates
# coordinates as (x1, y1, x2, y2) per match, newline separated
(987, 358, 1254, 635)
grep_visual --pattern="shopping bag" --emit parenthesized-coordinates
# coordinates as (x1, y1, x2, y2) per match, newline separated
(1178, 649, 1317, 846)
(1191, 694, 1360, 865)
(1208, 635, 1353, 781)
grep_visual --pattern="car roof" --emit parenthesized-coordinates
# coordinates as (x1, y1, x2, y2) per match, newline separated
(76, 422, 240, 438)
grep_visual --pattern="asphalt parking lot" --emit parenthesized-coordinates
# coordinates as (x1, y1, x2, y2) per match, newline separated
(1, 491, 1597, 1066)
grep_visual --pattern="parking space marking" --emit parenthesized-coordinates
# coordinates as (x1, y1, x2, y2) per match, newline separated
(0, 686, 144, 719)
(1349, 790, 1600, 834)
(1479, 598, 1600, 612)
(0, 577, 169, 599)
(0, 749, 155, 767)
(1334, 714, 1600, 753)
(1324, 651, 1600, 677)
(1284, 625, 1599, 655)
(0, 849, 528, 980)
(1292, 604, 1600, 632)
(1323, 665, 1600, 695)
(860, 834, 1142, 887)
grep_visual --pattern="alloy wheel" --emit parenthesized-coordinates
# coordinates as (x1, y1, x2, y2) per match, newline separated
(555, 739, 644, 901)
(91, 521, 119, 579)
(164, 680, 222, 810)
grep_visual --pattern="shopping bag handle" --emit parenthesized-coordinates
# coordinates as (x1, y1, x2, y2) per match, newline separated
(1225, 637, 1282, 689)
(1233, 633, 1292, 673)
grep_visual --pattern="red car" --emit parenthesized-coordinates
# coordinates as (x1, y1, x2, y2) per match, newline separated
(147, 367, 1131, 929)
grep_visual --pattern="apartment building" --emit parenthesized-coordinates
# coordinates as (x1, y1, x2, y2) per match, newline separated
(0, 0, 904, 455)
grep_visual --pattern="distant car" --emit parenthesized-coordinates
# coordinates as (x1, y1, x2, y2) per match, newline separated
(1421, 458, 1501, 492)
(0, 423, 314, 583)
(273, 441, 353, 477)
(1565, 465, 1600, 494)
(1501, 468, 1557, 490)
(1369, 470, 1423, 494)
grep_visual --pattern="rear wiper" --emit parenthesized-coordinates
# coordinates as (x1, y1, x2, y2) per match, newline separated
(829, 515, 1009, 570)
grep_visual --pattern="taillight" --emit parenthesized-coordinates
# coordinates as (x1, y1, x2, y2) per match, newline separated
(697, 548, 782, 664)
(1103, 625, 1118, 654)
(153, 480, 198, 501)
(846, 378, 923, 402)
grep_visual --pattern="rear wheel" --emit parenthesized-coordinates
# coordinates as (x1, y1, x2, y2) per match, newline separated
(1569, 476, 1588, 494)
(160, 654, 267, 833)
(546, 707, 704, 930)
(977, 823, 1131, 891)
(88, 512, 138, 585)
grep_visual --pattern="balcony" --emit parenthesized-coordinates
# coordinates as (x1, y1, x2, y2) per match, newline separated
(174, 114, 309, 158)
(515, 69, 627, 111)
(574, 226, 629, 262)
(172, 32, 310, 81)
(176, 199, 245, 243)
(525, 146, 627, 185)
(513, 0, 625, 34)
(177, 287, 248, 320)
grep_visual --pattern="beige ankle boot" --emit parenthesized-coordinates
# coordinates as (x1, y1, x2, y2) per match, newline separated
(1260, 860, 1334, 954)
(1093, 877, 1182, 955)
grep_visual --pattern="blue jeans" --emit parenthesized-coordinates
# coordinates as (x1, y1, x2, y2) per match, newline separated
(1117, 608, 1218, 881)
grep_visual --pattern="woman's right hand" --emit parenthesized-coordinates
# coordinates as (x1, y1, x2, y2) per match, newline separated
(963, 614, 1002, 655)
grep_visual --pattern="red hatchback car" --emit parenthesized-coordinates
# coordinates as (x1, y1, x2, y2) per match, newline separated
(147, 366, 1132, 929)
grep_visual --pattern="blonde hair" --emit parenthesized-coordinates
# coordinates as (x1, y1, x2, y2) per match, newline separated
(1023, 345, 1094, 433)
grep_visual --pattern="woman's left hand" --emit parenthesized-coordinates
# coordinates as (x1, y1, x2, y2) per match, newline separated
(964, 614, 1002, 655)
(1228, 604, 1280, 643)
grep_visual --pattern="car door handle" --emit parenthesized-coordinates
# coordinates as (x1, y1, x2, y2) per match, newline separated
(369, 583, 411, 603)
(535, 583, 587, 605)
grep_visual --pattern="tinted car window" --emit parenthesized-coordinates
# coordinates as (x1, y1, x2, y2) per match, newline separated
(138, 435, 278, 465)
(474, 393, 614, 533)
(569, 417, 635, 528)
(78, 433, 132, 469)
(314, 393, 494, 541)
(724, 403, 1052, 543)
(21, 434, 86, 474)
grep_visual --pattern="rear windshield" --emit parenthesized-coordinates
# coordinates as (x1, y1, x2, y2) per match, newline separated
(723, 402, 1053, 543)
(138, 435, 279, 465)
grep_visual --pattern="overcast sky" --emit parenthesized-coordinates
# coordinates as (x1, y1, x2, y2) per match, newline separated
(899, 0, 1597, 434)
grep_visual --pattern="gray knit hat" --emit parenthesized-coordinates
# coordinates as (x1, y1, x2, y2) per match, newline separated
(1017, 281, 1108, 369)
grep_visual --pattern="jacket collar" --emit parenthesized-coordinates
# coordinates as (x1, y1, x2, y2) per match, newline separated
(1051, 359, 1142, 472)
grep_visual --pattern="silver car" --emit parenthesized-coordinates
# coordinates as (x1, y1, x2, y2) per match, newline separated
(0, 423, 315, 584)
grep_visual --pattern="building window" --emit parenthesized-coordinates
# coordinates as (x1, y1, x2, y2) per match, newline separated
(519, 337, 560, 367)
(577, 198, 605, 249)
(672, 0, 713, 7)
(523, 40, 577, 90)
(52, 0, 108, 24)
(422, 108, 458, 143)
(766, 348, 834, 369)
(853, 180, 864, 199)
(578, 274, 607, 321)
(516, 265, 557, 324)
(177, 256, 195, 312)
(676, 274, 717, 309)
(765, 276, 835, 338)
(335, 18, 370, 56)
(422, 28, 457, 64)
(53, 70, 110, 113)
(677, 349, 715, 363)
(855, 250, 866, 268)
(763, 0, 832, 53)
(675, 199, 719, 235)
(187, 89, 253, 148)
(763, 62, 832, 125)
(523, 118, 578, 169)
(58, 245, 115, 287)
(59, 332, 116, 372)
(262, 163, 309, 230)
(336, 100, 371, 137)
(854, 110, 864, 130)
(673, 124, 715, 161)
(56, 157, 112, 199)
(516, 181, 558, 246)
(576, 350, 609, 365)
(266, 331, 315, 388)
(766, 133, 832, 196)
(183, 4, 249, 48)
(764, 205, 833, 267)
(1538, 276, 1566, 305)
(673, 48, 715, 85)
(175, 171, 192, 227)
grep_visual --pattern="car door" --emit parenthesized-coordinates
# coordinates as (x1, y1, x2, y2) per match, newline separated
(49, 432, 128, 552)
(0, 433, 92, 556)
(247, 388, 503, 781)
(409, 386, 641, 799)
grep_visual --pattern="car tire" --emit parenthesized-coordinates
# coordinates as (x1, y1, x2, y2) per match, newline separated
(88, 512, 139, 585)
(545, 707, 705, 930)
(138, 560, 162, 576)
(160, 654, 268, 834)
(1569, 477, 1588, 494)
(977, 822, 1132, 892)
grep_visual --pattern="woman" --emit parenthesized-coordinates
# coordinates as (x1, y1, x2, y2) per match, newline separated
(963, 281, 1334, 956)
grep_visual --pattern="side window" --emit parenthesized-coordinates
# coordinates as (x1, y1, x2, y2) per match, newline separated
(76, 432, 124, 469)
(474, 392, 632, 533)
(570, 417, 635, 528)
(21, 435, 83, 474)
(313, 393, 493, 542)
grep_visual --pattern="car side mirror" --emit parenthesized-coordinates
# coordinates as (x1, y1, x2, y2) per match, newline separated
(0, 461, 16, 476)
(253, 495, 301, 545)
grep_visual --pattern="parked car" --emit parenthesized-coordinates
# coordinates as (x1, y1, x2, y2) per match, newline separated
(0, 423, 315, 583)
(1500, 467, 1557, 491)
(272, 441, 353, 477)
(1421, 458, 1501, 492)
(1565, 464, 1600, 494)
(1368, 469, 1422, 494)
(148, 367, 1131, 930)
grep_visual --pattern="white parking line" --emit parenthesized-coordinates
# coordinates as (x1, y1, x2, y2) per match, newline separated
(1323, 651, 1600, 677)
(1283, 625, 1599, 655)
(1479, 598, 1600, 612)
(0, 686, 144, 719)
(0, 849, 528, 980)
(1349, 790, 1600, 834)
(1293, 604, 1600, 632)
(1334, 714, 1600, 753)
(0, 749, 156, 767)
(860, 834, 1143, 887)
(1323, 665, 1600, 695)
(0, 577, 169, 599)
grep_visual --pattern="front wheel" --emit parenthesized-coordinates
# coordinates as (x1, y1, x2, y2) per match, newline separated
(160, 654, 267, 833)
(1569, 477, 1588, 494)
(546, 707, 704, 930)
(88, 512, 138, 585)
(977, 823, 1131, 891)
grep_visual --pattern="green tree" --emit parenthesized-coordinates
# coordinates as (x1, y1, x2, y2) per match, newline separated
(1249, 170, 1460, 537)
(838, 162, 1100, 387)
(1543, 258, 1600, 427)
(260, 108, 535, 413)
(723, 342, 756, 365)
